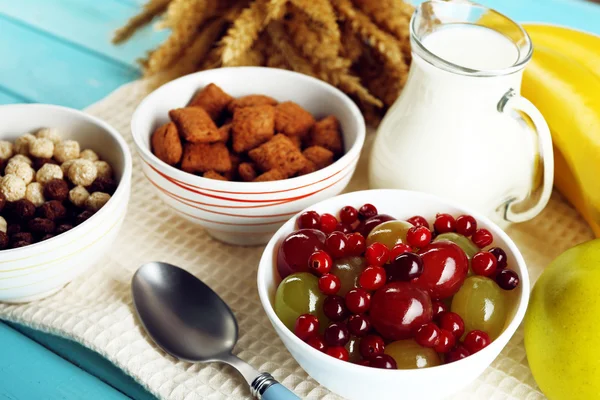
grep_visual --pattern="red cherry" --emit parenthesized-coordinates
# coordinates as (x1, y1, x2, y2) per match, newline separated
(496, 269, 520, 290)
(365, 242, 390, 266)
(348, 314, 371, 337)
(346, 232, 366, 256)
(294, 314, 319, 341)
(455, 215, 477, 236)
(415, 323, 441, 348)
(471, 252, 497, 277)
(320, 213, 338, 234)
(406, 226, 432, 248)
(345, 288, 371, 314)
(407, 215, 429, 229)
(358, 204, 378, 221)
(326, 346, 349, 361)
(369, 282, 433, 340)
(307, 335, 327, 352)
(323, 295, 349, 321)
(434, 329, 456, 353)
(277, 229, 326, 279)
(335, 222, 353, 234)
(370, 354, 397, 369)
(464, 330, 491, 354)
(445, 345, 470, 363)
(359, 335, 385, 358)
(318, 273, 341, 295)
(325, 232, 348, 258)
(356, 214, 395, 237)
(432, 301, 448, 320)
(413, 241, 469, 300)
(298, 211, 320, 230)
(472, 228, 493, 248)
(390, 243, 413, 259)
(385, 252, 423, 282)
(489, 247, 508, 269)
(324, 322, 350, 347)
(340, 206, 359, 224)
(308, 250, 333, 275)
(434, 213, 456, 234)
(356, 359, 370, 367)
(358, 265, 387, 291)
(438, 312, 465, 339)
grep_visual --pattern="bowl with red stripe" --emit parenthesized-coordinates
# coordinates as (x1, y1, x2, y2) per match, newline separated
(131, 67, 366, 246)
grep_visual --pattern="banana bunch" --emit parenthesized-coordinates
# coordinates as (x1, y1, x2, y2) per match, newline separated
(521, 24, 600, 236)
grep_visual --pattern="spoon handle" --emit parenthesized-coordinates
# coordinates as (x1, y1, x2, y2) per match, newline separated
(251, 373, 299, 400)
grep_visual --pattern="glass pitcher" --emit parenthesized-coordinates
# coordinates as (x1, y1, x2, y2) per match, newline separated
(369, 0, 553, 226)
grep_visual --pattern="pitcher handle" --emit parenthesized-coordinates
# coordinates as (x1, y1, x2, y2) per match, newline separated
(497, 89, 554, 223)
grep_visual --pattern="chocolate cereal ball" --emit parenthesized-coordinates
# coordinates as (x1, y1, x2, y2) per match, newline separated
(54, 140, 80, 163)
(5, 161, 35, 184)
(55, 223, 73, 234)
(39, 200, 66, 221)
(7, 224, 21, 235)
(14, 134, 35, 155)
(28, 218, 55, 235)
(11, 231, 33, 244)
(29, 138, 54, 159)
(0, 175, 26, 202)
(36, 163, 63, 184)
(68, 159, 97, 186)
(44, 179, 69, 202)
(35, 127, 62, 145)
(11, 240, 30, 249)
(25, 182, 45, 207)
(0, 232, 8, 249)
(32, 157, 57, 170)
(68, 185, 89, 208)
(0, 140, 14, 160)
(75, 210, 94, 226)
(88, 177, 117, 195)
(12, 199, 36, 221)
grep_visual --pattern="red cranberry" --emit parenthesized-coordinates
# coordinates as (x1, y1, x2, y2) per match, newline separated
(307, 335, 327, 352)
(406, 226, 432, 248)
(455, 215, 477, 236)
(438, 312, 465, 339)
(294, 314, 319, 341)
(370, 354, 397, 369)
(308, 250, 333, 275)
(489, 247, 508, 269)
(385, 252, 423, 282)
(323, 295, 349, 321)
(326, 346, 349, 361)
(434, 213, 456, 234)
(359, 335, 385, 358)
(277, 229, 326, 279)
(390, 243, 412, 259)
(365, 242, 390, 266)
(471, 251, 497, 277)
(298, 211, 320, 230)
(358, 204, 378, 221)
(346, 232, 366, 256)
(464, 330, 491, 354)
(413, 241, 469, 300)
(434, 329, 456, 353)
(472, 228, 493, 248)
(340, 206, 359, 224)
(320, 213, 338, 234)
(318, 273, 341, 295)
(432, 301, 449, 320)
(415, 323, 441, 348)
(335, 222, 353, 234)
(348, 314, 371, 337)
(445, 345, 470, 363)
(407, 215, 429, 229)
(496, 269, 519, 290)
(325, 232, 348, 258)
(324, 322, 350, 347)
(358, 265, 386, 291)
(357, 214, 395, 237)
(345, 288, 371, 314)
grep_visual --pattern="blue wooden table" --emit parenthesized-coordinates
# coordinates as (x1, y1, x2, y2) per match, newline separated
(0, 0, 599, 399)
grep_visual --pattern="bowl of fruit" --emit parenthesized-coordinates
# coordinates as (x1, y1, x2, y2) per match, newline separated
(257, 189, 528, 400)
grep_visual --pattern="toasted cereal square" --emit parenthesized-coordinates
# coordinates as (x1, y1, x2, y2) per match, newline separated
(228, 95, 277, 112)
(232, 105, 275, 153)
(289, 135, 302, 149)
(298, 160, 317, 176)
(203, 170, 228, 181)
(248, 134, 306, 177)
(169, 107, 220, 143)
(151, 122, 183, 165)
(275, 102, 315, 138)
(218, 123, 231, 143)
(308, 115, 344, 155)
(238, 162, 258, 182)
(188, 83, 233, 120)
(181, 142, 232, 173)
(254, 169, 287, 182)
(303, 146, 334, 169)
(224, 152, 241, 180)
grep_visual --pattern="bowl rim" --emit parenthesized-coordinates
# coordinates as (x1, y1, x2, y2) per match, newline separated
(130, 66, 366, 192)
(0, 103, 132, 257)
(257, 188, 531, 375)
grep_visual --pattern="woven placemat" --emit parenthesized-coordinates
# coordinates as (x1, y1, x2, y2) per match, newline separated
(0, 81, 593, 399)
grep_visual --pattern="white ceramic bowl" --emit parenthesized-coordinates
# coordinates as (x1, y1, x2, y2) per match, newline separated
(0, 104, 132, 303)
(131, 67, 365, 246)
(257, 189, 530, 400)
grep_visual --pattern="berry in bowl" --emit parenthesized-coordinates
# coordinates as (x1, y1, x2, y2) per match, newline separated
(257, 190, 528, 399)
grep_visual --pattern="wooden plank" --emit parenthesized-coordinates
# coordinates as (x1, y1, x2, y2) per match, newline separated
(0, 86, 32, 104)
(0, 0, 168, 67)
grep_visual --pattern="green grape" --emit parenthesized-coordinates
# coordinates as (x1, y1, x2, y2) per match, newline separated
(366, 220, 413, 249)
(275, 272, 327, 332)
(384, 339, 441, 369)
(451, 276, 508, 340)
(435, 233, 480, 275)
(331, 256, 366, 296)
(346, 337, 361, 363)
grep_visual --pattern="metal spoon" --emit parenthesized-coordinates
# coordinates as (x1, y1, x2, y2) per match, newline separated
(132, 262, 299, 400)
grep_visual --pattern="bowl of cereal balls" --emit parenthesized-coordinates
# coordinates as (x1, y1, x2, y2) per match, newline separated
(131, 67, 365, 246)
(0, 104, 131, 303)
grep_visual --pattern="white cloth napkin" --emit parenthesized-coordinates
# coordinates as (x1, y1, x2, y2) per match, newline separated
(0, 81, 593, 399)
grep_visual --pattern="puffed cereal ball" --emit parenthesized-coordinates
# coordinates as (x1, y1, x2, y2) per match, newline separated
(25, 182, 45, 207)
(69, 185, 89, 208)
(9, 154, 32, 166)
(14, 134, 35, 155)
(29, 138, 54, 159)
(5, 161, 34, 184)
(36, 163, 63, 185)
(79, 149, 99, 162)
(54, 140, 80, 163)
(0, 140, 14, 160)
(0, 216, 6, 233)
(85, 192, 110, 212)
(61, 159, 76, 176)
(94, 161, 113, 179)
(68, 159, 97, 186)
(36, 127, 62, 144)
(0, 175, 26, 202)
